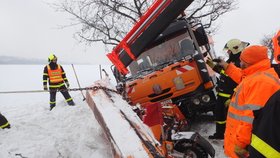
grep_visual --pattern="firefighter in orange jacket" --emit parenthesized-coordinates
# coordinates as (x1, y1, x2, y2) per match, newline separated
(271, 30, 280, 78)
(272, 30, 280, 64)
(247, 31, 280, 158)
(217, 45, 280, 158)
(43, 54, 75, 110)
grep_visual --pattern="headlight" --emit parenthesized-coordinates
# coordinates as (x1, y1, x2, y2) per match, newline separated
(193, 98, 200, 105)
(202, 94, 211, 103)
(173, 77, 185, 90)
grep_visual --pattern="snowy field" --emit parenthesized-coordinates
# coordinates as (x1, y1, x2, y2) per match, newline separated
(0, 65, 226, 158)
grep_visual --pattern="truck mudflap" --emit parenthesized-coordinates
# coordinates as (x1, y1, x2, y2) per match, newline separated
(171, 132, 215, 158)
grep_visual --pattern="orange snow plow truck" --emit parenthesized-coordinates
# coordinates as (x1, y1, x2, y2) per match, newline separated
(108, 0, 217, 119)
(101, 0, 218, 157)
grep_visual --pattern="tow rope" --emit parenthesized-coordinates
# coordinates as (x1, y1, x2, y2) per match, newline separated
(0, 86, 119, 94)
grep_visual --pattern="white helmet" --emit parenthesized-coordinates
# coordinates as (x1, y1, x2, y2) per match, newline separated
(223, 39, 249, 55)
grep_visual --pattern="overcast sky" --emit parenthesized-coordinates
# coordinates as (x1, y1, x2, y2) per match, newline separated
(0, 0, 279, 64)
(213, 0, 280, 57)
(0, 0, 108, 64)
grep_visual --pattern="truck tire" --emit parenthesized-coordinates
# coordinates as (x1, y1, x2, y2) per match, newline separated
(174, 139, 208, 158)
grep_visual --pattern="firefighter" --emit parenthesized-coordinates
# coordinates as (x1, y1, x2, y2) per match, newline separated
(217, 45, 280, 158)
(43, 54, 75, 111)
(0, 112, 10, 129)
(247, 31, 280, 158)
(272, 30, 280, 64)
(271, 30, 280, 78)
(207, 39, 249, 139)
(248, 89, 280, 158)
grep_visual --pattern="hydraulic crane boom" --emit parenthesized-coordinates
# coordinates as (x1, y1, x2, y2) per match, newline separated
(107, 0, 194, 75)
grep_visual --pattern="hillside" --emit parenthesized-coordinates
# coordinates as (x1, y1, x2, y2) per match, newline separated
(0, 56, 86, 65)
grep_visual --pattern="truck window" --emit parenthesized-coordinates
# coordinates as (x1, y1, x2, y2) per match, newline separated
(128, 32, 194, 77)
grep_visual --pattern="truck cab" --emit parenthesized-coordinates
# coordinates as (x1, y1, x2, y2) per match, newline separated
(115, 18, 217, 118)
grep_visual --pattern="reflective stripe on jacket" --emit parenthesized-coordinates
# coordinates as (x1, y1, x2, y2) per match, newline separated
(224, 59, 280, 158)
(217, 92, 231, 98)
(250, 134, 280, 158)
(47, 64, 63, 83)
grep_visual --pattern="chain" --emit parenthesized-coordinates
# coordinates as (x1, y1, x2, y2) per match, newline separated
(53, 86, 120, 94)
(0, 86, 120, 94)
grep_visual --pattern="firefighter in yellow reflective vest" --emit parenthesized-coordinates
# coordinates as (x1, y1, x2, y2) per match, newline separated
(0, 112, 10, 129)
(207, 39, 249, 139)
(43, 54, 75, 110)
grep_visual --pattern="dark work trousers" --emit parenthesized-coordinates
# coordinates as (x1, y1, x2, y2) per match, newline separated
(0, 113, 10, 129)
(213, 95, 229, 135)
(49, 85, 74, 107)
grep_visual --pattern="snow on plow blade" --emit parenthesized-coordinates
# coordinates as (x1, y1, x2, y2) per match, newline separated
(86, 81, 164, 158)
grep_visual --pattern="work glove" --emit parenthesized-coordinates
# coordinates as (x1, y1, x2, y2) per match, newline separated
(234, 145, 249, 158)
(213, 58, 229, 70)
(206, 58, 215, 69)
(224, 99, 231, 107)
(43, 85, 48, 91)
(66, 82, 70, 88)
(206, 57, 223, 73)
(212, 58, 222, 63)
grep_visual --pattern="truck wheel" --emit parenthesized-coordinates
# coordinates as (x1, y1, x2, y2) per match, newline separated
(174, 139, 208, 158)
(177, 102, 196, 120)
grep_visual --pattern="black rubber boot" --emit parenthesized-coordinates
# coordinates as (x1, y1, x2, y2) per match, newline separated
(208, 133, 224, 139)
(50, 105, 56, 111)
(208, 123, 225, 139)
(68, 101, 75, 106)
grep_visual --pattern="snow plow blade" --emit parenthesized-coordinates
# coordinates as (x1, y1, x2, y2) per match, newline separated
(86, 81, 164, 158)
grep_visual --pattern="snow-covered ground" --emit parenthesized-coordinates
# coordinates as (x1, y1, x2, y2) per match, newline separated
(0, 65, 226, 157)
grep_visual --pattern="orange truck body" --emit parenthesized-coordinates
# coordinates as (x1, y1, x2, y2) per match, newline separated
(121, 20, 217, 117)
(127, 61, 208, 105)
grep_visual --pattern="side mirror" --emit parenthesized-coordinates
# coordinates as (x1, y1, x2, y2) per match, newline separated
(193, 25, 209, 47)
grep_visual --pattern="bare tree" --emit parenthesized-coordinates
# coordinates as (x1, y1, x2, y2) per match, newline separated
(260, 33, 274, 62)
(55, 0, 237, 46)
(260, 33, 274, 50)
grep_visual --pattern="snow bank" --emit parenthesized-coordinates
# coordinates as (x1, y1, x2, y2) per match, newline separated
(0, 65, 226, 157)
